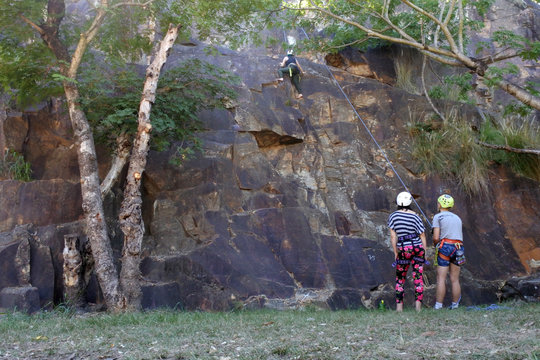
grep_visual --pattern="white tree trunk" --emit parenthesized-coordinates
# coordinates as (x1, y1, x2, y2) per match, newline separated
(118, 24, 181, 310)
(101, 133, 131, 197)
(0, 94, 8, 164)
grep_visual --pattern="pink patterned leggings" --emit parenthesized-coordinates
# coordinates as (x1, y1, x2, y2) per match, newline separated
(395, 245, 425, 304)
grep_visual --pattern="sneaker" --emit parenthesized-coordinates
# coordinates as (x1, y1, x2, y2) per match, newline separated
(449, 303, 459, 310)
(277, 78, 284, 82)
(296, 94, 303, 99)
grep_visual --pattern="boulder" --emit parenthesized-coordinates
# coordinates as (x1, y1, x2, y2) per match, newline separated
(0, 286, 40, 313)
(500, 275, 540, 303)
(0, 180, 83, 233)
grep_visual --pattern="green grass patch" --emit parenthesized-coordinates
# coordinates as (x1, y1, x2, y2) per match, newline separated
(408, 110, 540, 195)
(0, 149, 32, 181)
(0, 303, 538, 359)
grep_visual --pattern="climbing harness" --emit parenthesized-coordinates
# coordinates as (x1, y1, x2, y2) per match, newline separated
(436, 238, 465, 265)
(288, 63, 299, 77)
(397, 233, 419, 242)
(293, 27, 432, 228)
(392, 257, 430, 267)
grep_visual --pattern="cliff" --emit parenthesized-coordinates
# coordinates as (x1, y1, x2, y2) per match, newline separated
(1, 2, 539, 311)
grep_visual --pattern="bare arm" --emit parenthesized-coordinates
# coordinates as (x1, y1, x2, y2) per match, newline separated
(280, 56, 288, 67)
(390, 229, 398, 259)
(420, 232, 427, 249)
(432, 227, 440, 246)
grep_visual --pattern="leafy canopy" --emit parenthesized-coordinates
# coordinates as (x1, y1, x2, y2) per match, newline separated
(0, 0, 281, 104)
(79, 58, 240, 159)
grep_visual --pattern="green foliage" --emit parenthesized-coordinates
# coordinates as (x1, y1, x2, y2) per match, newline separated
(480, 117, 540, 181)
(484, 63, 520, 87)
(0, 38, 63, 107)
(525, 81, 540, 97)
(409, 109, 540, 194)
(428, 85, 445, 100)
(0, 150, 33, 182)
(491, 30, 540, 62)
(80, 59, 240, 161)
(290, 0, 484, 53)
(474, 0, 496, 17)
(0, 0, 280, 109)
(428, 73, 473, 103)
(408, 111, 490, 196)
(503, 102, 533, 118)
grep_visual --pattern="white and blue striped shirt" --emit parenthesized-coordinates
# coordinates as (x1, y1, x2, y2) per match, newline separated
(388, 210, 425, 246)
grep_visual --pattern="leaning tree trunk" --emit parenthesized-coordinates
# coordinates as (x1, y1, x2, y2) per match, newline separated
(0, 94, 7, 165)
(63, 82, 123, 309)
(118, 24, 181, 310)
(30, 0, 124, 311)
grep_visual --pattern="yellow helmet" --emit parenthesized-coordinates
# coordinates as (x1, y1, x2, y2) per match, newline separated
(438, 194, 454, 208)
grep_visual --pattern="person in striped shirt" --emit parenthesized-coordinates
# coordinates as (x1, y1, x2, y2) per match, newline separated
(388, 192, 427, 312)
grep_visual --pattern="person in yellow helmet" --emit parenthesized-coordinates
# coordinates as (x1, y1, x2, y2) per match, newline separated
(432, 194, 465, 310)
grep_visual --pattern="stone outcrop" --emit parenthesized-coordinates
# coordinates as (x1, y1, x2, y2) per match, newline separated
(499, 275, 540, 303)
(0, 225, 56, 310)
(0, 1, 539, 311)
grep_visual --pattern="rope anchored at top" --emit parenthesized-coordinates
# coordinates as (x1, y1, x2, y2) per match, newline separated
(292, 27, 432, 228)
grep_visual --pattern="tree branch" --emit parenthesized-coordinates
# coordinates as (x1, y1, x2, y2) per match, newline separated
(101, 133, 132, 197)
(476, 140, 540, 155)
(111, 0, 154, 9)
(483, 51, 521, 64)
(298, 1, 458, 60)
(458, 0, 464, 53)
(18, 14, 45, 35)
(443, 0, 457, 28)
(400, 0, 467, 63)
(421, 54, 446, 122)
(433, 0, 446, 47)
(68, 0, 109, 78)
(498, 79, 540, 110)
(370, 10, 416, 43)
(327, 37, 371, 50)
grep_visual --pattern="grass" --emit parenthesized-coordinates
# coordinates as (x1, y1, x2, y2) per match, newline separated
(0, 149, 32, 182)
(480, 115, 540, 181)
(408, 111, 490, 195)
(0, 302, 538, 359)
(408, 109, 540, 195)
(393, 47, 419, 95)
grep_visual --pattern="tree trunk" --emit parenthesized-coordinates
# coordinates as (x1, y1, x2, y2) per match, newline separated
(497, 80, 540, 111)
(0, 95, 6, 165)
(63, 82, 123, 310)
(32, 0, 124, 311)
(101, 133, 131, 197)
(63, 234, 83, 307)
(118, 24, 181, 310)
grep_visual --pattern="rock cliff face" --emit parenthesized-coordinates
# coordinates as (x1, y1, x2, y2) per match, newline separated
(1, 2, 539, 310)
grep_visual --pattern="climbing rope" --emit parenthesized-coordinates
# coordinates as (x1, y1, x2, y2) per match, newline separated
(292, 27, 433, 228)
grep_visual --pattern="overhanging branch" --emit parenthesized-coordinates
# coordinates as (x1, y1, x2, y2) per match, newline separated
(476, 140, 540, 155)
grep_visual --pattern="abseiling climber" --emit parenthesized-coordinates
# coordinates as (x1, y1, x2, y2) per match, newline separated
(277, 49, 304, 99)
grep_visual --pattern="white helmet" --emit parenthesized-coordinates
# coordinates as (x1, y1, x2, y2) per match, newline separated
(287, 49, 294, 55)
(396, 192, 413, 207)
